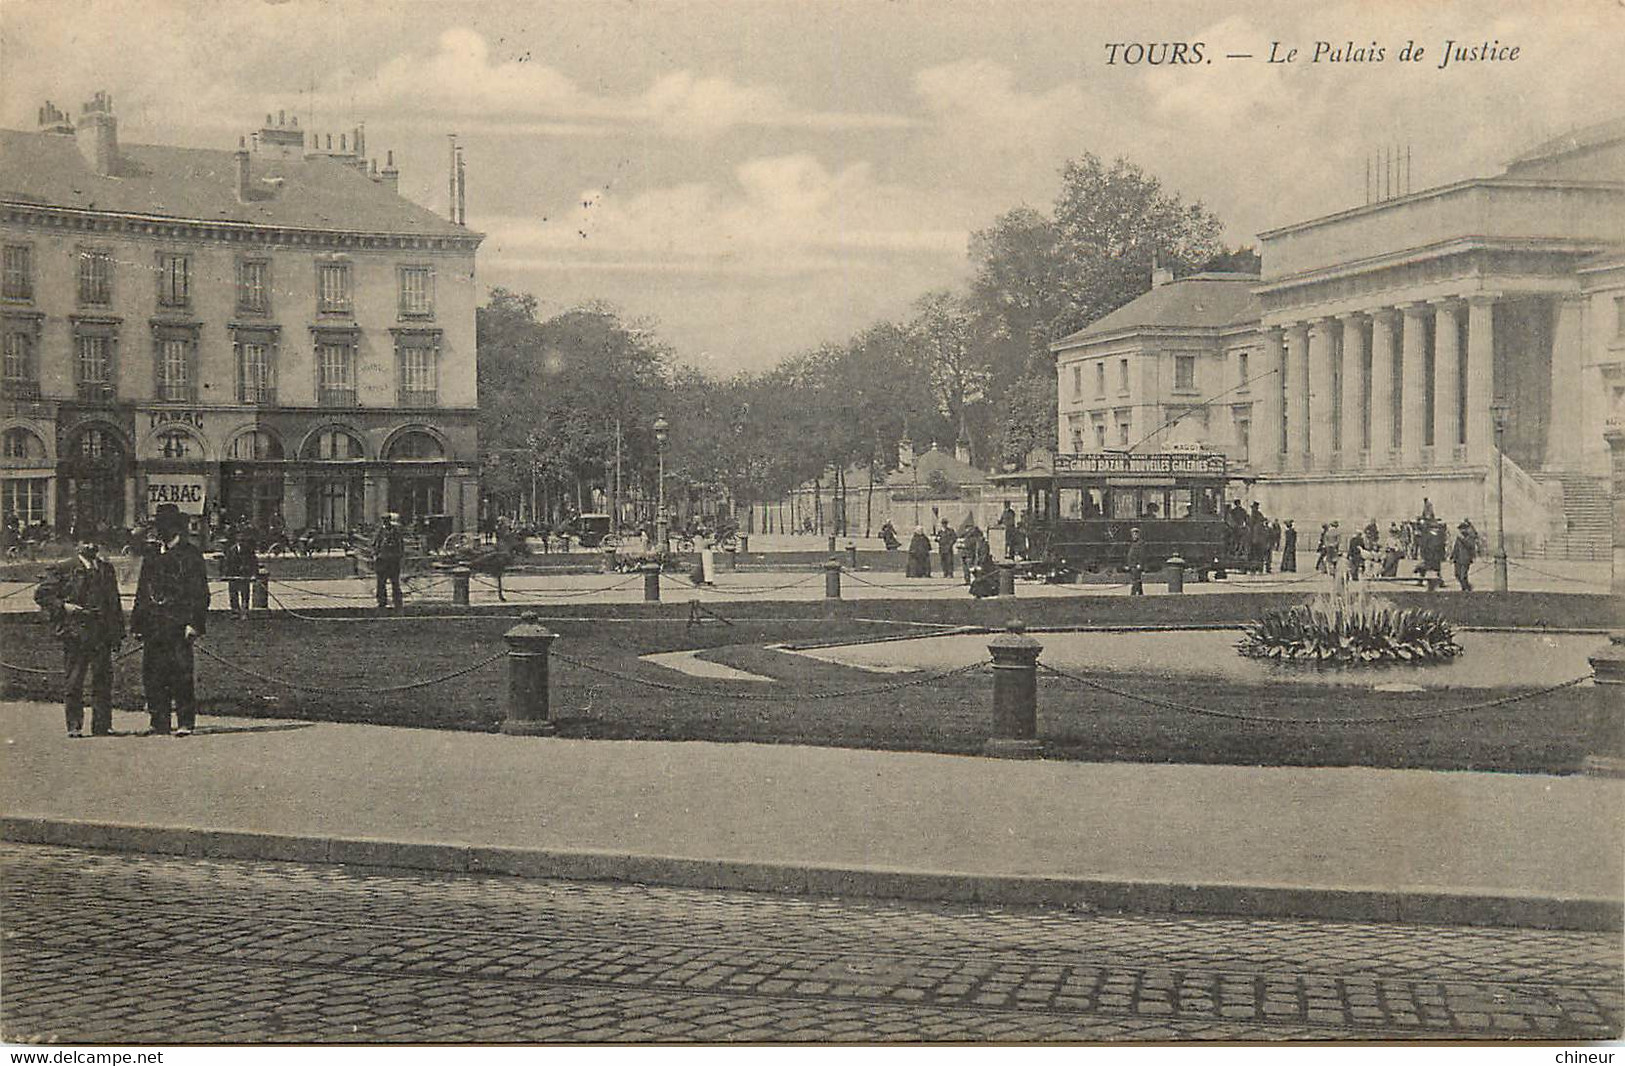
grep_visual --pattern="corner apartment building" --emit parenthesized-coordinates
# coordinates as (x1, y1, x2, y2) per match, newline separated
(1, 93, 483, 538)
(1052, 118, 1625, 556)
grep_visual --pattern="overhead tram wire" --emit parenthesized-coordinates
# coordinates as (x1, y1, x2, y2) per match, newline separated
(1125, 365, 1282, 455)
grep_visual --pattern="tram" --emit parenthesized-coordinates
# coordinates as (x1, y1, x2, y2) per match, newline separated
(993, 451, 1245, 579)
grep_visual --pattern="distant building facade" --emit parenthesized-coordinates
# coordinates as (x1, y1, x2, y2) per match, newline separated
(1053, 119, 1625, 556)
(1, 94, 483, 539)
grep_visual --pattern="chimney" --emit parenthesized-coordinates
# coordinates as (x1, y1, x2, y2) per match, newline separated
(456, 145, 467, 225)
(380, 149, 400, 194)
(75, 91, 119, 176)
(234, 136, 252, 202)
(256, 108, 305, 159)
(1151, 252, 1173, 288)
(448, 134, 459, 223)
(37, 100, 74, 135)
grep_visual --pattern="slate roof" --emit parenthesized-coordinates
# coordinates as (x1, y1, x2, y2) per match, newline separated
(1503, 116, 1625, 174)
(881, 444, 989, 488)
(0, 128, 471, 239)
(1052, 273, 1261, 348)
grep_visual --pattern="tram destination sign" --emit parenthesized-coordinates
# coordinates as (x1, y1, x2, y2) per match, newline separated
(1052, 452, 1228, 476)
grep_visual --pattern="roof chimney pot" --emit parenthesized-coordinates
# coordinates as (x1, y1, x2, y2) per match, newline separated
(74, 91, 119, 175)
(235, 136, 252, 202)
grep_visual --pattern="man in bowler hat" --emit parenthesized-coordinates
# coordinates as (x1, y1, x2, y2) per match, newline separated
(35, 538, 125, 737)
(132, 503, 210, 736)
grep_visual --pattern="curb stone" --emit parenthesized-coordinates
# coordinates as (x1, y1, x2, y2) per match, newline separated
(3, 816, 1618, 932)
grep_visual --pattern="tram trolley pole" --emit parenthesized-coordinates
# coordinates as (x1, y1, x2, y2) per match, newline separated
(984, 620, 1043, 758)
(501, 611, 557, 736)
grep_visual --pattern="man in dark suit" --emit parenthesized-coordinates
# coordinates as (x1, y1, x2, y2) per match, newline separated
(35, 539, 125, 737)
(132, 503, 210, 736)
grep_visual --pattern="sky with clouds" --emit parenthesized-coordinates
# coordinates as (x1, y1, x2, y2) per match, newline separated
(3, 0, 1621, 373)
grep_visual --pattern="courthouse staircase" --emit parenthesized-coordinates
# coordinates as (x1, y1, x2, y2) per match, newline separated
(1533, 473, 1612, 560)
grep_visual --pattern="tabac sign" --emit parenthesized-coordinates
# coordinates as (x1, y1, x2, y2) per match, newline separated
(1052, 452, 1228, 476)
(146, 475, 208, 515)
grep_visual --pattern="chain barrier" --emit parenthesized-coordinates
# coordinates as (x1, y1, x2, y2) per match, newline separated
(662, 570, 825, 596)
(471, 572, 647, 600)
(550, 649, 986, 702)
(1, 580, 42, 601)
(2, 643, 146, 677)
(1036, 661, 1594, 726)
(192, 641, 506, 695)
(1507, 558, 1607, 587)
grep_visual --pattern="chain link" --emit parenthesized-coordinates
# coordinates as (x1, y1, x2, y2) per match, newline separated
(662, 570, 824, 596)
(192, 640, 506, 695)
(549, 649, 985, 702)
(1037, 661, 1594, 726)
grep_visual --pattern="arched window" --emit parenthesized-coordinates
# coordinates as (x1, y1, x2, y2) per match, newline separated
(2, 427, 46, 460)
(79, 427, 116, 459)
(385, 431, 444, 460)
(228, 429, 283, 461)
(304, 428, 365, 461)
(157, 429, 194, 459)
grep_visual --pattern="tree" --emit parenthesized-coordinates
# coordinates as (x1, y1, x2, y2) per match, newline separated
(1048, 153, 1226, 338)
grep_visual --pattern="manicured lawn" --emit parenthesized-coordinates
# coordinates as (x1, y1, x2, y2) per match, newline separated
(2, 593, 1618, 774)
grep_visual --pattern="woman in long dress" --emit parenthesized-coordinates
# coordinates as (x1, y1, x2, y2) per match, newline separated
(906, 526, 933, 578)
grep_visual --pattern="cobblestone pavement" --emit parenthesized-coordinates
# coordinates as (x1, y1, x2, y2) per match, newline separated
(2, 844, 1620, 1044)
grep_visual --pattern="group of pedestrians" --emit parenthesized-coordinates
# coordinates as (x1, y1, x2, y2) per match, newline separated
(34, 503, 209, 739)
(1307, 499, 1483, 591)
(903, 517, 994, 585)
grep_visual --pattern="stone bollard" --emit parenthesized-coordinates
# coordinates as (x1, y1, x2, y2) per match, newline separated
(739, 533, 749, 554)
(451, 565, 471, 606)
(828, 534, 837, 553)
(1584, 631, 1625, 777)
(500, 611, 557, 736)
(824, 558, 843, 599)
(601, 543, 617, 574)
(1165, 555, 1185, 594)
(252, 566, 269, 609)
(641, 561, 662, 602)
(998, 565, 1016, 597)
(847, 541, 858, 570)
(984, 620, 1043, 758)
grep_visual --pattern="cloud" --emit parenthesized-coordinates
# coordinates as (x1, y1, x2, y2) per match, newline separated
(484, 152, 968, 273)
(351, 27, 913, 137)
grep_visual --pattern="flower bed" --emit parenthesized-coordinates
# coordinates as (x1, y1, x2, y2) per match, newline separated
(1236, 587, 1462, 665)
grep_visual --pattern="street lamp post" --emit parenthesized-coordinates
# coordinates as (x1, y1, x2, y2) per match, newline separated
(653, 415, 669, 554)
(1491, 400, 1512, 592)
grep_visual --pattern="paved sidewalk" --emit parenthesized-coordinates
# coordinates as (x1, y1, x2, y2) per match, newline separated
(2, 700, 1619, 929)
(0, 555, 1610, 614)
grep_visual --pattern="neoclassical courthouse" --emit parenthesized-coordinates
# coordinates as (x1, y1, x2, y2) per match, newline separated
(1, 94, 482, 539)
(1054, 118, 1624, 556)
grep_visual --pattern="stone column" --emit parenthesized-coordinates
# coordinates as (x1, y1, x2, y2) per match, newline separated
(1307, 319, 1334, 470)
(1258, 328, 1286, 473)
(1399, 303, 1429, 467)
(1286, 323, 1310, 471)
(1338, 313, 1367, 467)
(1548, 293, 1585, 468)
(1609, 428, 1625, 597)
(1465, 295, 1496, 468)
(1369, 309, 1397, 467)
(1432, 299, 1462, 464)
(283, 468, 308, 530)
(363, 470, 386, 524)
